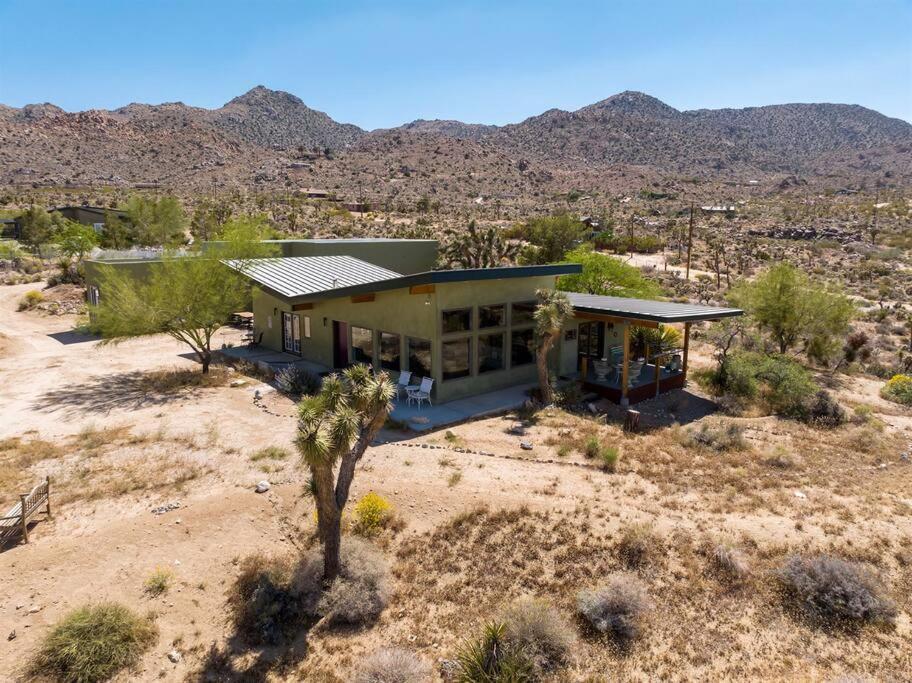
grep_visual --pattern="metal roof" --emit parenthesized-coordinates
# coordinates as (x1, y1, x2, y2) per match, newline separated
(225, 256, 403, 298)
(566, 292, 742, 323)
(227, 258, 581, 302)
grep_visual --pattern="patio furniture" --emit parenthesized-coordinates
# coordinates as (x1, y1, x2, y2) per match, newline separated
(1, 476, 51, 546)
(395, 370, 413, 400)
(406, 377, 434, 410)
(247, 331, 263, 350)
(627, 359, 645, 387)
(592, 358, 612, 381)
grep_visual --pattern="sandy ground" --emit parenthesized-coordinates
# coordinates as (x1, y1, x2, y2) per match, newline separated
(0, 282, 910, 682)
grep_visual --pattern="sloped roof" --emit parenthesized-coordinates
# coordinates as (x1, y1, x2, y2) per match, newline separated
(567, 292, 742, 323)
(225, 256, 403, 298)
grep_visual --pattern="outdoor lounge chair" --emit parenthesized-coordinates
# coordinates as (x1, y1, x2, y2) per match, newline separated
(395, 370, 412, 400)
(247, 331, 263, 350)
(406, 377, 434, 410)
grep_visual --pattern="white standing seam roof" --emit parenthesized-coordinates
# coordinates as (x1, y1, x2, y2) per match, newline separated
(224, 256, 403, 298)
(566, 292, 743, 323)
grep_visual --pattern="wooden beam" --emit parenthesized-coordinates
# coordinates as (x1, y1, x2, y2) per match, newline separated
(409, 284, 435, 295)
(621, 325, 630, 400)
(654, 344, 661, 397)
(350, 293, 375, 303)
(292, 302, 313, 311)
(574, 312, 659, 329)
(682, 322, 691, 378)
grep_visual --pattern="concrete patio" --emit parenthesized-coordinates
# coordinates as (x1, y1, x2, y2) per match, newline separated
(388, 383, 534, 432)
(217, 344, 331, 375)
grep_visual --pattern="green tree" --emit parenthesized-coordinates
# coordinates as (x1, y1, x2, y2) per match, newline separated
(190, 199, 233, 242)
(17, 206, 60, 247)
(730, 263, 855, 359)
(91, 234, 275, 373)
(56, 222, 99, 261)
(557, 246, 662, 299)
(534, 289, 573, 405)
(518, 214, 587, 264)
(296, 365, 395, 582)
(99, 210, 132, 249)
(125, 195, 187, 246)
(441, 220, 519, 268)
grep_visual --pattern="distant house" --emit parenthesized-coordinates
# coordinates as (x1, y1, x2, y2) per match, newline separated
(301, 189, 331, 200)
(700, 205, 736, 216)
(50, 205, 129, 233)
(0, 218, 21, 240)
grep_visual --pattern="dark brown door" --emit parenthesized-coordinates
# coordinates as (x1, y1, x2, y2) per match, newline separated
(332, 321, 349, 368)
(577, 321, 605, 370)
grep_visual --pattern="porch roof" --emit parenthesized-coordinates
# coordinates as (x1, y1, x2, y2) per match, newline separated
(567, 292, 742, 323)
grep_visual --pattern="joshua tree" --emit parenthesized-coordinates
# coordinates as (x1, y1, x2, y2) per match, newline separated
(296, 365, 395, 582)
(534, 289, 573, 405)
(441, 220, 519, 269)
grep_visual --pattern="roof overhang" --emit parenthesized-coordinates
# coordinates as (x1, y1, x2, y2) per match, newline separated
(566, 292, 742, 324)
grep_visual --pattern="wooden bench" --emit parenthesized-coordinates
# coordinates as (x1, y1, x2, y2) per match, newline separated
(0, 477, 51, 546)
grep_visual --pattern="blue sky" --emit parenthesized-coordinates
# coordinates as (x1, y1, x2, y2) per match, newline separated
(1, 0, 909, 127)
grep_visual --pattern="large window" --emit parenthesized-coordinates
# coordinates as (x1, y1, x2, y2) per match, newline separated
(407, 338, 432, 378)
(351, 326, 373, 366)
(442, 338, 471, 380)
(511, 328, 535, 367)
(379, 331, 401, 372)
(478, 333, 505, 374)
(511, 301, 536, 326)
(479, 304, 505, 329)
(442, 308, 472, 334)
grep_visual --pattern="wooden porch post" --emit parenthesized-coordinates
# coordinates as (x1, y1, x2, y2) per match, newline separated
(682, 322, 691, 379)
(20, 494, 28, 544)
(46, 476, 52, 518)
(655, 350, 661, 397)
(621, 324, 630, 404)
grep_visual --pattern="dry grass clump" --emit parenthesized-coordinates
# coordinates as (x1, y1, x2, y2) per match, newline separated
(29, 603, 157, 683)
(143, 567, 175, 597)
(353, 648, 431, 683)
(500, 596, 576, 673)
(249, 445, 291, 462)
(707, 542, 750, 580)
(138, 367, 231, 393)
(682, 422, 747, 452)
(311, 538, 391, 626)
(777, 555, 896, 629)
(617, 523, 663, 568)
(577, 574, 652, 645)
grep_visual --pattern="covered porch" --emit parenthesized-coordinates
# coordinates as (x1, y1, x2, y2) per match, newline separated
(561, 293, 742, 406)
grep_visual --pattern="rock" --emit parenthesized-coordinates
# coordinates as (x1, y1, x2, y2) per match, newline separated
(27, 605, 41, 614)
(7, 630, 15, 641)
(230, 379, 247, 387)
(793, 490, 807, 499)
(520, 441, 533, 451)
(167, 649, 182, 663)
(508, 423, 526, 436)
(255, 481, 271, 493)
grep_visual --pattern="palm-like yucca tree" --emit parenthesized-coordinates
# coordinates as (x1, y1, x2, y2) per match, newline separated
(296, 364, 395, 582)
(534, 289, 574, 405)
(632, 324, 683, 356)
(441, 220, 520, 269)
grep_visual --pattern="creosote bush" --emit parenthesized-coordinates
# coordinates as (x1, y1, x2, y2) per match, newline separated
(684, 422, 746, 452)
(577, 575, 652, 645)
(880, 374, 912, 406)
(17, 289, 44, 311)
(617, 523, 663, 568)
(805, 390, 847, 428)
(353, 648, 431, 683)
(456, 621, 534, 682)
(29, 602, 158, 683)
(274, 365, 322, 396)
(353, 492, 394, 537)
(500, 596, 576, 674)
(777, 555, 896, 628)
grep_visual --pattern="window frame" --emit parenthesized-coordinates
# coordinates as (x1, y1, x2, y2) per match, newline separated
(510, 300, 537, 327)
(378, 330, 402, 372)
(350, 325, 374, 367)
(441, 307, 473, 335)
(509, 327, 536, 368)
(478, 303, 506, 329)
(477, 332, 506, 374)
(441, 336, 472, 381)
(406, 336, 433, 379)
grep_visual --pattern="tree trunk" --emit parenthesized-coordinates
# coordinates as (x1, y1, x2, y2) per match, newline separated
(537, 342, 553, 405)
(322, 513, 342, 583)
(201, 354, 211, 374)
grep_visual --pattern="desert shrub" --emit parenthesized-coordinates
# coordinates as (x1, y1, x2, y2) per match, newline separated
(354, 648, 431, 683)
(309, 538, 391, 626)
(598, 445, 619, 472)
(617, 523, 663, 568)
(804, 390, 847, 427)
(455, 621, 534, 682)
(777, 555, 896, 628)
(500, 597, 576, 673)
(684, 422, 746, 452)
(577, 575, 651, 645)
(880, 374, 912, 406)
(143, 567, 174, 596)
(583, 435, 600, 459)
(274, 365, 322, 396)
(227, 553, 305, 645)
(720, 351, 816, 417)
(29, 603, 157, 683)
(17, 289, 44, 311)
(708, 542, 750, 580)
(249, 445, 290, 462)
(353, 492, 394, 537)
(554, 381, 585, 409)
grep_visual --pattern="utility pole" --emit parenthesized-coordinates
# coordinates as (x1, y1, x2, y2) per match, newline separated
(870, 191, 879, 244)
(685, 202, 695, 280)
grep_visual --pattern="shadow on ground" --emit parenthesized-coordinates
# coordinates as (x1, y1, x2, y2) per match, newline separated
(32, 370, 209, 417)
(195, 632, 311, 683)
(46, 330, 100, 346)
(601, 388, 718, 431)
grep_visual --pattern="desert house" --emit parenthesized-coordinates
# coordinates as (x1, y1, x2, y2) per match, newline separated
(50, 205, 130, 233)
(85, 238, 742, 405)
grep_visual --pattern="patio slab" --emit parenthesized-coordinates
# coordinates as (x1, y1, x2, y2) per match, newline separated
(217, 345, 331, 374)
(389, 383, 534, 432)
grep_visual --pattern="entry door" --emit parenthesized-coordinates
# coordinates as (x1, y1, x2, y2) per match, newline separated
(577, 321, 605, 369)
(332, 321, 349, 368)
(282, 312, 301, 354)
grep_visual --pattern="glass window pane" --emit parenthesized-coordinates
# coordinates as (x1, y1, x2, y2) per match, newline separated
(303, 316, 311, 339)
(511, 328, 535, 367)
(478, 333, 505, 374)
(379, 332, 401, 372)
(511, 301, 536, 327)
(442, 338, 471, 380)
(442, 308, 472, 334)
(479, 304, 505, 328)
(408, 338, 432, 378)
(351, 326, 373, 365)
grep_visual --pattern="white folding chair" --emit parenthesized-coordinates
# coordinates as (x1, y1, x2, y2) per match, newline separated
(395, 370, 412, 400)
(406, 377, 434, 410)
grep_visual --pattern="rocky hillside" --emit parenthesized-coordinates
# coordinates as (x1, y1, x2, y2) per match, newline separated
(0, 87, 909, 203)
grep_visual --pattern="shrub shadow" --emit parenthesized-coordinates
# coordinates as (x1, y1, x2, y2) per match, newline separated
(194, 629, 312, 682)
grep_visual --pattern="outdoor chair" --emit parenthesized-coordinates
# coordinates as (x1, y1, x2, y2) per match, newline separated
(395, 370, 412, 400)
(247, 331, 263, 350)
(406, 377, 434, 410)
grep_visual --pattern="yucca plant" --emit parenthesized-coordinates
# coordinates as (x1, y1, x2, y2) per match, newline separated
(455, 621, 533, 683)
(534, 289, 573, 405)
(296, 364, 395, 582)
